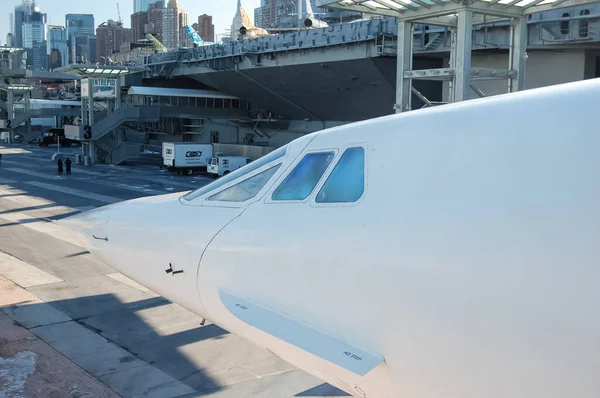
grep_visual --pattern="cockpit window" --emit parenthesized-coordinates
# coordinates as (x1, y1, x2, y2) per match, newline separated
(316, 147, 365, 203)
(182, 146, 287, 201)
(271, 151, 335, 201)
(207, 164, 281, 202)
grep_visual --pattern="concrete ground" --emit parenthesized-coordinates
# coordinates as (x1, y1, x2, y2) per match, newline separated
(0, 144, 349, 398)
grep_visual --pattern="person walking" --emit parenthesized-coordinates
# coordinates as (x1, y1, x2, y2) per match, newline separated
(57, 158, 63, 176)
(0, 152, 3, 167)
(65, 157, 72, 175)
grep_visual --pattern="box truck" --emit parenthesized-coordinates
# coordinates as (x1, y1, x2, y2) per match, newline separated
(162, 142, 214, 175)
(207, 155, 251, 177)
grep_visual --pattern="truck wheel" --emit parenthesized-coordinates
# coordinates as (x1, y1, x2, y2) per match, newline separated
(186, 169, 193, 176)
(223, 171, 230, 176)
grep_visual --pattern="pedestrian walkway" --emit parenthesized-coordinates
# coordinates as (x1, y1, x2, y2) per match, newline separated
(0, 280, 121, 398)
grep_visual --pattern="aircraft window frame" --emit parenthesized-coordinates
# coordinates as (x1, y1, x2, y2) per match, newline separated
(180, 146, 287, 205)
(270, 150, 337, 203)
(265, 148, 339, 204)
(206, 164, 282, 203)
(311, 144, 368, 207)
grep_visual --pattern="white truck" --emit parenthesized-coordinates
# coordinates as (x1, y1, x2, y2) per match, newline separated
(162, 142, 214, 175)
(207, 155, 251, 177)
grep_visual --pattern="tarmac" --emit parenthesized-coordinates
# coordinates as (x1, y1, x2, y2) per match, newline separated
(0, 143, 349, 398)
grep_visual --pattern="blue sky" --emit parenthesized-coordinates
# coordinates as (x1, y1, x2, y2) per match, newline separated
(0, 0, 261, 45)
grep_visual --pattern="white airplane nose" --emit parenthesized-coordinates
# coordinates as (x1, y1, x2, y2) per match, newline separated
(59, 192, 245, 322)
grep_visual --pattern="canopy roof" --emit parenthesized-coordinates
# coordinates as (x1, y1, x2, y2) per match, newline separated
(54, 64, 145, 78)
(317, 0, 598, 21)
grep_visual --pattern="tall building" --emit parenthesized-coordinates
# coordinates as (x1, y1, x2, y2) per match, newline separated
(6, 33, 14, 47)
(131, 11, 150, 43)
(161, 7, 178, 48)
(22, 6, 47, 49)
(197, 14, 214, 42)
(46, 26, 68, 69)
(254, 8, 263, 28)
(13, 0, 34, 48)
(179, 11, 190, 47)
(161, 0, 187, 49)
(133, 0, 156, 13)
(96, 20, 132, 63)
(9, 13, 14, 43)
(30, 40, 47, 70)
(65, 14, 94, 64)
(147, 1, 165, 43)
(72, 35, 96, 64)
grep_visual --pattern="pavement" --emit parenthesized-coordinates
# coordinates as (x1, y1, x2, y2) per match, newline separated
(0, 144, 349, 398)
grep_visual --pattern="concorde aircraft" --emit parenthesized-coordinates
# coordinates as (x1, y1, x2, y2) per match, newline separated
(61, 78, 600, 398)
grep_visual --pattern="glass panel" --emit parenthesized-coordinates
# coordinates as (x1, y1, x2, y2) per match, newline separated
(183, 146, 287, 201)
(316, 147, 365, 203)
(272, 151, 335, 201)
(208, 164, 281, 202)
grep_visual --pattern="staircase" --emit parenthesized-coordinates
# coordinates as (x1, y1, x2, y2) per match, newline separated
(11, 107, 81, 127)
(89, 106, 160, 142)
(423, 32, 445, 51)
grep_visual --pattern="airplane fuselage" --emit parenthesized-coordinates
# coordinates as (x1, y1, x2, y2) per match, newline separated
(63, 79, 600, 398)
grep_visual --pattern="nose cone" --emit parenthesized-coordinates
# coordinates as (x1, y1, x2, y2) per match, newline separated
(58, 192, 223, 321)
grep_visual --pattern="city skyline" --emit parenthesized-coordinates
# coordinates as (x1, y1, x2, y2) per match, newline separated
(0, 0, 261, 46)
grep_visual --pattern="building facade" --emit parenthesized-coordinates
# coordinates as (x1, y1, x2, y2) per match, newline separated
(65, 14, 95, 64)
(22, 6, 46, 49)
(29, 40, 47, 70)
(159, 0, 188, 49)
(12, 0, 34, 49)
(147, 1, 165, 43)
(72, 35, 96, 64)
(197, 14, 215, 42)
(131, 11, 150, 44)
(46, 25, 68, 69)
(179, 11, 190, 47)
(254, 8, 264, 28)
(133, 0, 156, 13)
(96, 20, 132, 63)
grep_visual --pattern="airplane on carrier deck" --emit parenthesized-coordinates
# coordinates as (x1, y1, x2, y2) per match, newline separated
(238, 0, 329, 39)
(60, 78, 600, 398)
(185, 25, 215, 47)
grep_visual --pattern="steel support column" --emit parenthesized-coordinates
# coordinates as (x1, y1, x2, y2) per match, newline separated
(115, 77, 122, 110)
(395, 20, 413, 113)
(88, 78, 95, 126)
(454, 9, 473, 102)
(7, 90, 14, 144)
(509, 16, 527, 92)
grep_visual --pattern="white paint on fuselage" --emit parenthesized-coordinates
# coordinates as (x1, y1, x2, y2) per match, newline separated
(62, 79, 600, 398)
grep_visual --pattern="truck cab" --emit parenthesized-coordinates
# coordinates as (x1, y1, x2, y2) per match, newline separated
(39, 128, 78, 147)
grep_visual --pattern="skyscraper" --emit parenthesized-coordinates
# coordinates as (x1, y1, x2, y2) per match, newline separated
(30, 40, 47, 70)
(197, 14, 214, 42)
(131, 11, 150, 44)
(22, 5, 46, 48)
(65, 14, 95, 64)
(147, 1, 165, 43)
(65, 15, 94, 39)
(13, 0, 34, 48)
(46, 25, 68, 69)
(254, 8, 263, 28)
(133, 0, 156, 13)
(161, 0, 187, 49)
